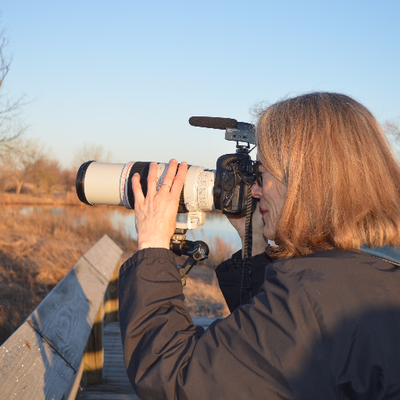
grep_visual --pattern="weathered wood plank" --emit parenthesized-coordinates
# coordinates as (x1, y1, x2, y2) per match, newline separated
(0, 235, 123, 400)
(83, 235, 123, 281)
(0, 322, 76, 400)
(76, 322, 137, 400)
(26, 257, 105, 372)
(104, 264, 120, 322)
(82, 303, 104, 384)
(76, 393, 140, 400)
(26, 235, 123, 372)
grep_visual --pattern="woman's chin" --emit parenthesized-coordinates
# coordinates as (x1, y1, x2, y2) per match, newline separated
(263, 228, 276, 242)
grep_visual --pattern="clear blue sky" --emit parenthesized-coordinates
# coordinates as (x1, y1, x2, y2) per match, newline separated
(1, 0, 400, 170)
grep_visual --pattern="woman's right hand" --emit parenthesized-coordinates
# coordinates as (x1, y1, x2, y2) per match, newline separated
(227, 201, 267, 257)
(132, 159, 188, 250)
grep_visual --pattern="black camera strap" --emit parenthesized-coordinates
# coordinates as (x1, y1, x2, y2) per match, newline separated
(240, 184, 255, 305)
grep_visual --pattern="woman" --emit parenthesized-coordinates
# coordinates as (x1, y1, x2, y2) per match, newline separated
(119, 92, 400, 399)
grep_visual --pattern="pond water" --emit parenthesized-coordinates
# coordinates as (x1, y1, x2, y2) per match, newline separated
(2, 205, 243, 251)
(110, 208, 242, 246)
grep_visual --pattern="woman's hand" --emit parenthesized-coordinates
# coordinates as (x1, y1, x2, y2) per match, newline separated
(132, 159, 188, 250)
(227, 201, 267, 257)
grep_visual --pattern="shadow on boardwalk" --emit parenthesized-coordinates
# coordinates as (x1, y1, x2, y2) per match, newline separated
(76, 318, 217, 400)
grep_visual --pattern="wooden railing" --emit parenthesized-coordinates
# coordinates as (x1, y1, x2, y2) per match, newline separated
(0, 235, 123, 400)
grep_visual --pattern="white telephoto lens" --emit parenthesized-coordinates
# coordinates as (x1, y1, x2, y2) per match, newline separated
(183, 166, 215, 212)
(77, 161, 216, 212)
(83, 162, 126, 206)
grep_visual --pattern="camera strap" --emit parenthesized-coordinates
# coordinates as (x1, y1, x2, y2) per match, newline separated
(239, 184, 255, 305)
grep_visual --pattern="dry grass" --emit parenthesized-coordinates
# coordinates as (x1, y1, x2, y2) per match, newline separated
(183, 275, 229, 318)
(0, 191, 81, 206)
(0, 205, 235, 344)
(201, 235, 237, 269)
(0, 206, 137, 344)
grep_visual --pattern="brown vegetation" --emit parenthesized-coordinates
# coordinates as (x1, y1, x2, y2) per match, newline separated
(0, 204, 233, 344)
(183, 275, 229, 318)
(0, 205, 137, 344)
(0, 191, 81, 206)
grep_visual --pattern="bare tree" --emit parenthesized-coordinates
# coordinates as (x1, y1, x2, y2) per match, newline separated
(383, 120, 400, 159)
(0, 26, 26, 147)
(383, 120, 400, 138)
(72, 143, 112, 169)
(30, 159, 63, 197)
(59, 168, 76, 192)
(0, 138, 47, 195)
(0, 163, 13, 192)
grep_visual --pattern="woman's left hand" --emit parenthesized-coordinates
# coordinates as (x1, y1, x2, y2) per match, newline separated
(132, 159, 188, 250)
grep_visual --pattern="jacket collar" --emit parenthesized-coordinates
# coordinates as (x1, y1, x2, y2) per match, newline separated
(360, 245, 400, 266)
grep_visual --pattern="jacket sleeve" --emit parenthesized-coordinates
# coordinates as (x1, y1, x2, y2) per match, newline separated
(118, 248, 204, 399)
(118, 248, 331, 400)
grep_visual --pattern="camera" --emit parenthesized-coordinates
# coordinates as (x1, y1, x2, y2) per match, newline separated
(76, 117, 257, 228)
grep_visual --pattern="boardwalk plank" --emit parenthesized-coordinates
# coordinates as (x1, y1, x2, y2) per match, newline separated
(76, 317, 218, 400)
(76, 322, 138, 400)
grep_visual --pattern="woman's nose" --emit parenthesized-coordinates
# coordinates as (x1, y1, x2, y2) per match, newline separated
(252, 182, 262, 198)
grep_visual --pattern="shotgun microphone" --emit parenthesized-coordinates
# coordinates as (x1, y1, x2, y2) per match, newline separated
(189, 116, 237, 130)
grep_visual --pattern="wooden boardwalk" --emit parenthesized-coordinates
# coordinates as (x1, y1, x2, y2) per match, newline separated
(76, 317, 217, 400)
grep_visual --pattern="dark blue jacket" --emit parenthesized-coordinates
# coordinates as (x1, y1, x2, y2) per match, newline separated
(119, 248, 400, 399)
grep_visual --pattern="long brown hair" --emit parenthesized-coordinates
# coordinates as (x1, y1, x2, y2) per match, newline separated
(256, 92, 400, 259)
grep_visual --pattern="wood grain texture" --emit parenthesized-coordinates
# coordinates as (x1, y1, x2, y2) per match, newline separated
(0, 322, 76, 400)
(0, 235, 123, 400)
(83, 235, 123, 282)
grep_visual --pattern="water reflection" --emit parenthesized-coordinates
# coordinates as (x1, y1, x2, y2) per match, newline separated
(110, 208, 241, 246)
(0, 205, 242, 250)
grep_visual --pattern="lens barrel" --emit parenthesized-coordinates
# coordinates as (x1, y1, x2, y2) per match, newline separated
(75, 161, 216, 213)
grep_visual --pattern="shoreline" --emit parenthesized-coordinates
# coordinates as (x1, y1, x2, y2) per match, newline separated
(0, 192, 82, 206)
